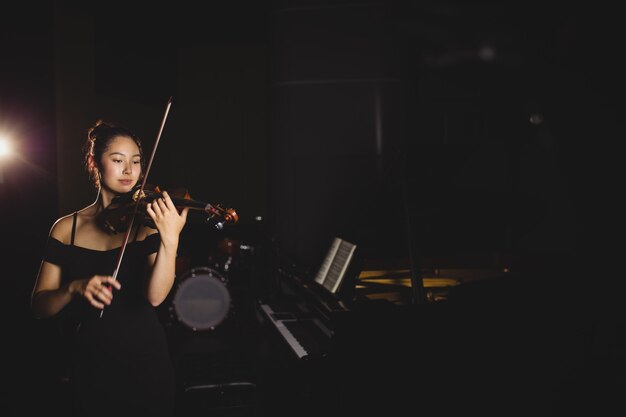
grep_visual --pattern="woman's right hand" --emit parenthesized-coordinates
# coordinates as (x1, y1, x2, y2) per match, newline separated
(71, 275, 121, 309)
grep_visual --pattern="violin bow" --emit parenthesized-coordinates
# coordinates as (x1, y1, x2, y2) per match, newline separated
(100, 96, 173, 318)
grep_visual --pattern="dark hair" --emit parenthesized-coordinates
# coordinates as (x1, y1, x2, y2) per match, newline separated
(83, 120, 145, 189)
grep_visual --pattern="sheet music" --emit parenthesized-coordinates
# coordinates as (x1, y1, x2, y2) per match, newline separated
(314, 237, 341, 285)
(323, 239, 356, 294)
(313, 237, 357, 294)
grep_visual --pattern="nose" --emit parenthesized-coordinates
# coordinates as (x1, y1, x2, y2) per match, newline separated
(123, 162, 133, 175)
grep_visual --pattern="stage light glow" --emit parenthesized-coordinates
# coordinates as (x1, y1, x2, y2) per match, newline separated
(0, 135, 12, 158)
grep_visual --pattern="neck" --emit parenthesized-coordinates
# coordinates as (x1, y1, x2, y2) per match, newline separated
(96, 187, 119, 210)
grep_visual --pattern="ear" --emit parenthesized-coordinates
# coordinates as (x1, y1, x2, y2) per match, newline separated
(88, 154, 103, 176)
(87, 154, 102, 186)
(87, 154, 96, 171)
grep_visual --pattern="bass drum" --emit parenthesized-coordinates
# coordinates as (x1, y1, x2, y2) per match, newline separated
(171, 267, 231, 331)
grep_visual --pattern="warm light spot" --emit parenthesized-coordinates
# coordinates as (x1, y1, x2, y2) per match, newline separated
(0, 136, 12, 158)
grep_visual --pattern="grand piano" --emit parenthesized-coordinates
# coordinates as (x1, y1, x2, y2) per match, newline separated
(252, 231, 524, 416)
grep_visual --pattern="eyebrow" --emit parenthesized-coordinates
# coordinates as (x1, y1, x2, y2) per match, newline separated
(109, 152, 141, 158)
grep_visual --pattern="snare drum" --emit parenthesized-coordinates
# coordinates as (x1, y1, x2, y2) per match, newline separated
(172, 267, 231, 331)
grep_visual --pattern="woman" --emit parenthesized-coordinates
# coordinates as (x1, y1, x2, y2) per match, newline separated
(31, 120, 188, 416)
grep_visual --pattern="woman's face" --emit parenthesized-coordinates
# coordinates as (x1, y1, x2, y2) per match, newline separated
(99, 135, 142, 194)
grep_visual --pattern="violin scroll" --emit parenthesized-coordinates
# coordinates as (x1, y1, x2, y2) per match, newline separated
(207, 204, 239, 230)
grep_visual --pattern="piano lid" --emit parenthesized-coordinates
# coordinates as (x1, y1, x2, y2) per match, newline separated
(355, 261, 510, 304)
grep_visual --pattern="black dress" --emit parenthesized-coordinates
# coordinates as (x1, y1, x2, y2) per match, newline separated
(42, 213, 175, 417)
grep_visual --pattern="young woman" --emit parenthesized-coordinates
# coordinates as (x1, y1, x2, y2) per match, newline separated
(31, 120, 188, 416)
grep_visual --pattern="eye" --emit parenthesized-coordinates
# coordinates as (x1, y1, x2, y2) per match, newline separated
(133, 160, 141, 165)
(113, 159, 123, 163)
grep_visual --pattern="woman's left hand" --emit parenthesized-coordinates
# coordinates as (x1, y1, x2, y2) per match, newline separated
(145, 191, 189, 247)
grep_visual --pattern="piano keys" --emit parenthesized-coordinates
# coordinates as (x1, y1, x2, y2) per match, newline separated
(258, 303, 332, 359)
(255, 244, 358, 361)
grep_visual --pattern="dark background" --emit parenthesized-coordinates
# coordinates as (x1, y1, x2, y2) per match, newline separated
(1, 1, 624, 415)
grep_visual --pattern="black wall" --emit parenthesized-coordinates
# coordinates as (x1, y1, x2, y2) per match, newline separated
(267, 1, 625, 272)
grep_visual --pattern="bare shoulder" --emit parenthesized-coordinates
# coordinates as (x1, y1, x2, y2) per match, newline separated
(48, 212, 76, 244)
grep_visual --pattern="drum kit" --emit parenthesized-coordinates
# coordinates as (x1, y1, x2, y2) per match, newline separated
(167, 237, 257, 333)
(170, 266, 232, 331)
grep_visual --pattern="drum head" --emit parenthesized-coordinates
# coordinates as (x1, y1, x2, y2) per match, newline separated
(172, 267, 231, 331)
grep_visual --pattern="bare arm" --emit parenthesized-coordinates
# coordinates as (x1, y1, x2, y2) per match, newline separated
(30, 218, 121, 318)
(31, 260, 73, 318)
(31, 261, 121, 319)
(143, 191, 189, 306)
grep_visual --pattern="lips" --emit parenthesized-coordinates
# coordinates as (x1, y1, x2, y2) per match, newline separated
(119, 180, 134, 186)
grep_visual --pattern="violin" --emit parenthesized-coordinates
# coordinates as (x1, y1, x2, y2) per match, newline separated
(98, 184, 238, 234)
